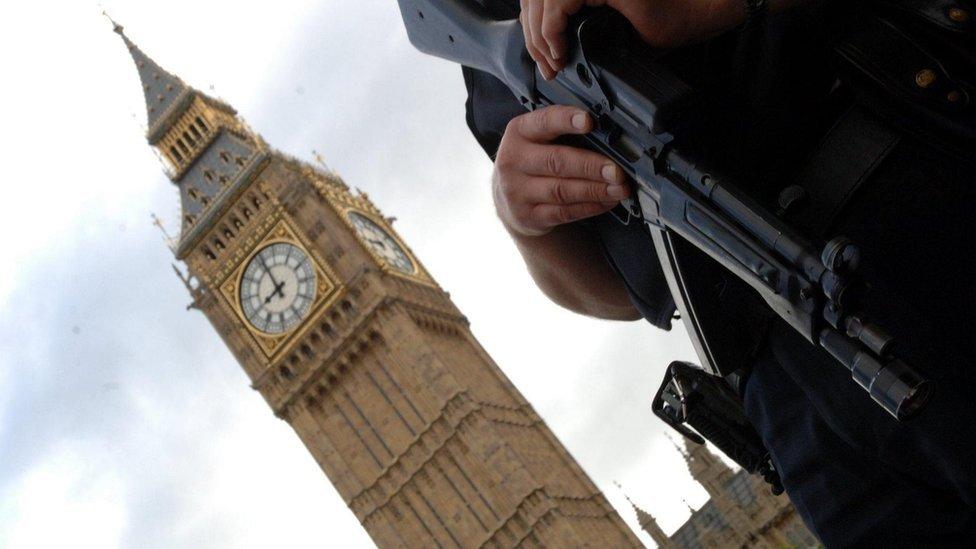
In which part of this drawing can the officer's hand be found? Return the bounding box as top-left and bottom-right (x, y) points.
(519, 0), (747, 79)
(493, 105), (629, 237)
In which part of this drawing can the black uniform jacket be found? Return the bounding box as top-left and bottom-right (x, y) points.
(462, 2), (976, 546)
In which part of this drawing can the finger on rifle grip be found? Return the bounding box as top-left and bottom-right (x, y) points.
(517, 107), (592, 142)
(522, 1), (558, 79)
(540, 3), (573, 68)
(525, 177), (627, 205)
(534, 201), (616, 227)
(521, 144), (613, 184)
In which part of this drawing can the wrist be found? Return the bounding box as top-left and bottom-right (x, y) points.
(502, 217), (551, 240)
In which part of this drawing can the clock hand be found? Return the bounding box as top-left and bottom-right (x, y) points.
(263, 280), (286, 304)
(259, 255), (281, 287)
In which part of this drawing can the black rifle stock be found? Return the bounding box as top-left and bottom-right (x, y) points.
(397, 0), (932, 420)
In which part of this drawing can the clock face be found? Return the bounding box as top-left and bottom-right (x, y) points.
(239, 242), (317, 334)
(348, 211), (415, 274)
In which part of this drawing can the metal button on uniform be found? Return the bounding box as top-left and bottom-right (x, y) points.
(915, 69), (937, 89)
(948, 7), (970, 23)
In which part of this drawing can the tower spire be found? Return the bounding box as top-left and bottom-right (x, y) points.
(113, 18), (265, 251)
(681, 437), (734, 499)
(665, 432), (690, 459)
(615, 482), (671, 548)
(101, 10), (123, 34)
(109, 15), (189, 136)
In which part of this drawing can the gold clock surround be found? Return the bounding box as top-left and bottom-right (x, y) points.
(220, 217), (338, 359)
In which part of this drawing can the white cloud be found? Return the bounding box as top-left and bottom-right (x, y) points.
(0, 444), (127, 549)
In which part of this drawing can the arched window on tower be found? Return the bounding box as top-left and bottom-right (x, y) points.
(195, 116), (210, 134)
(170, 146), (184, 165)
(189, 124), (203, 141)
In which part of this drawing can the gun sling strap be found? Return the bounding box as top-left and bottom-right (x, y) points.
(783, 105), (901, 239)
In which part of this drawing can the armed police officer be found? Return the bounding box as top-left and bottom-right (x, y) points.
(459, 0), (976, 545)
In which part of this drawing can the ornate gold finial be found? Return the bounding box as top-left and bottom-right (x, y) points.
(101, 9), (124, 35)
(151, 212), (177, 250)
(312, 149), (328, 168)
(151, 212), (167, 234)
(312, 149), (346, 178)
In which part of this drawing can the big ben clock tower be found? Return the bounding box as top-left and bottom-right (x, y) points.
(115, 22), (641, 548)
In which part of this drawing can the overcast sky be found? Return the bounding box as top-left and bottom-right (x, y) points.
(0, 1), (715, 547)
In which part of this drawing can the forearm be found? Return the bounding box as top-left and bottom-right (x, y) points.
(507, 222), (642, 321)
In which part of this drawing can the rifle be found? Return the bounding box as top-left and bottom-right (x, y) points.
(395, 0), (932, 420)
